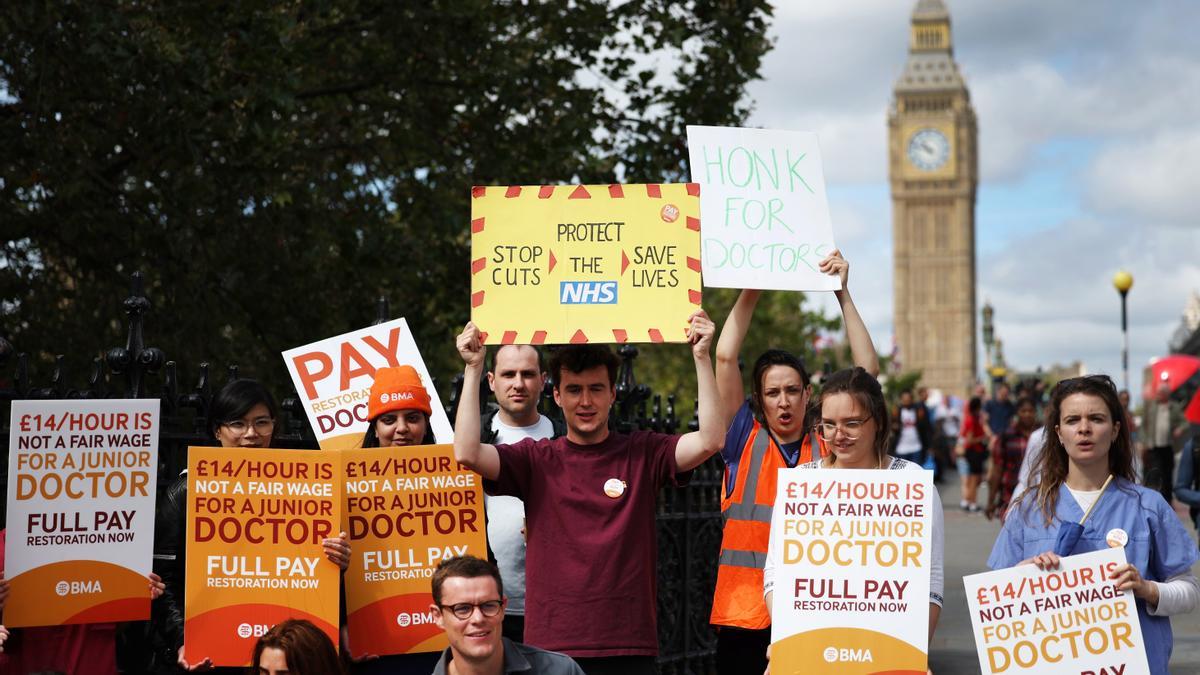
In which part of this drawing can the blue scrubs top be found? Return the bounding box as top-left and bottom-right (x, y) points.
(988, 479), (1199, 675)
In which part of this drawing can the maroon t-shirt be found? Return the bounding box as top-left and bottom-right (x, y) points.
(486, 431), (683, 657)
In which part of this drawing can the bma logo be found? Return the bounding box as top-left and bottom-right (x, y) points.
(559, 281), (618, 305)
(380, 391), (415, 404)
(55, 579), (102, 596)
(397, 610), (439, 627)
(237, 623), (271, 638)
(823, 647), (873, 663)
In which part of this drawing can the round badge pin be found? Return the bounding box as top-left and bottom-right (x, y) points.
(1106, 528), (1129, 548)
(603, 478), (627, 499)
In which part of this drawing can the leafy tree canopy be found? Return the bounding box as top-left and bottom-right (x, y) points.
(1, 2), (817, 408)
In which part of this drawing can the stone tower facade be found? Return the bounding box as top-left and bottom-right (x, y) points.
(888, 0), (978, 397)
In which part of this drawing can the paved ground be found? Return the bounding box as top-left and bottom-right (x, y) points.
(931, 473), (1200, 674)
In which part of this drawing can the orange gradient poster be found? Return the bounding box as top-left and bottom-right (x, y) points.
(4, 400), (159, 627)
(342, 445), (487, 658)
(281, 318), (452, 450)
(769, 469), (933, 674)
(183, 447), (343, 666)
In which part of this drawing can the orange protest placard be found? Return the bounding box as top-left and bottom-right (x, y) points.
(342, 445), (487, 657)
(4, 400), (159, 627)
(183, 447), (343, 666)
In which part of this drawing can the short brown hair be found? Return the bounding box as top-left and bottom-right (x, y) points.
(431, 555), (504, 605)
(250, 619), (342, 675)
(548, 345), (620, 388)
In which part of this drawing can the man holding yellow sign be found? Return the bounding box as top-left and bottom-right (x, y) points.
(452, 309), (724, 675)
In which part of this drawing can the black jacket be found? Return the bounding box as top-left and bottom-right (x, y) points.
(150, 473), (188, 669)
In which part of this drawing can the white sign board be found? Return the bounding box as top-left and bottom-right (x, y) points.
(686, 126), (839, 291)
(282, 318), (452, 449)
(770, 468), (932, 672)
(5, 399), (159, 626)
(964, 547), (1150, 675)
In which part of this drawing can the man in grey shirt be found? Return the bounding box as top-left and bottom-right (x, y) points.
(479, 344), (564, 642)
(430, 556), (583, 675)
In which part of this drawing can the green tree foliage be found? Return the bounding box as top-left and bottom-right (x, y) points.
(0, 1), (777, 402)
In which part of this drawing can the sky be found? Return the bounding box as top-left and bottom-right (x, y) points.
(743, 0), (1200, 402)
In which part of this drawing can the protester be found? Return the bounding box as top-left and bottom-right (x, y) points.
(429, 555), (584, 675)
(1142, 381), (1188, 503)
(891, 388), (933, 468)
(1174, 437), (1200, 535)
(480, 345), (565, 642)
(251, 619), (343, 675)
(983, 383), (1016, 437)
(763, 367), (945, 643)
(985, 397), (1037, 520)
(348, 365), (441, 673)
(956, 396), (989, 512)
(988, 375), (1199, 675)
(453, 310), (724, 675)
(0, 529), (165, 674)
(151, 379), (349, 672)
(708, 250), (878, 674)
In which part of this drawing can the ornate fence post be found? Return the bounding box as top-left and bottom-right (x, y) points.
(105, 272), (165, 399)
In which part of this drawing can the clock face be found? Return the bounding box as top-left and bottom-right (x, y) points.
(907, 128), (951, 171)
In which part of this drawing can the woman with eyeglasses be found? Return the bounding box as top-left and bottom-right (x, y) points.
(709, 251), (880, 674)
(151, 379), (350, 673)
(988, 375), (1198, 675)
(762, 367), (945, 654)
(344, 365), (439, 674)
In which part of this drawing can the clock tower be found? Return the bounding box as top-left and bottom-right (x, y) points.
(888, 0), (978, 397)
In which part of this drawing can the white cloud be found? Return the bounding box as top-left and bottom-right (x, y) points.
(1086, 127), (1200, 229)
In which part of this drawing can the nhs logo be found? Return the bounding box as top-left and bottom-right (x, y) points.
(560, 281), (618, 304)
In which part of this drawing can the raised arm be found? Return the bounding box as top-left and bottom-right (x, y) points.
(820, 250), (879, 376)
(715, 289), (760, 428)
(676, 310), (727, 471)
(453, 322), (501, 480)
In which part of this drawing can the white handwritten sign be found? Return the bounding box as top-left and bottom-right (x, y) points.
(687, 126), (839, 291)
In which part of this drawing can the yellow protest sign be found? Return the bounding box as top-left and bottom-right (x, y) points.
(470, 184), (701, 345)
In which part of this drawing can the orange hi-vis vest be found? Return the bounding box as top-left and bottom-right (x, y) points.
(710, 419), (826, 630)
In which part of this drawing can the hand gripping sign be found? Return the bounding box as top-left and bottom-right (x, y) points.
(964, 548), (1150, 675)
(770, 468), (933, 673)
(183, 447), (343, 666)
(282, 318), (453, 449)
(469, 183), (702, 345)
(342, 445), (488, 657)
(686, 126), (840, 292)
(4, 399), (159, 627)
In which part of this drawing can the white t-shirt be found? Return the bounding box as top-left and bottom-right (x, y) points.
(486, 414), (556, 615)
(895, 407), (922, 456)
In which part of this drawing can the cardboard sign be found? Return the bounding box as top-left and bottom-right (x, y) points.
(184, 447), (343, 666)
(342, 445), (487, 657)
(4, 399), (159, 627)
(964, 548), (1150, 675)
(770, 469), (932, 672)
(686, 126), (839, 291)
(469, 183), (702, 345)
(282, 318), (452, 449)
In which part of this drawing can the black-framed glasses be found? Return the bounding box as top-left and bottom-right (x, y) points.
(814, 418), (870, 442)
(438, 600), (503, 620)
(222, 417), (275, 436)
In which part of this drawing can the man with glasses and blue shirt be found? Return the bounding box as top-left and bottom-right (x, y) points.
(429, 556), (584, 675)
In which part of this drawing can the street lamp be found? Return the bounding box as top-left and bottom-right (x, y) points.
(982, 301), (994, 393)
(1113, 271), (1134, 390)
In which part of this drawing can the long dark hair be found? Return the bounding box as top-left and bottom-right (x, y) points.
(1021, 375), (1136, 526)
(250, 619), (343, 675)
(816, 367), (890, 465)
(208, 379), (278, 444)
(361, 413), (436, 448)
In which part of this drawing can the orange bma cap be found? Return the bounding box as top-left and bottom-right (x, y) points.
(367, 365), (433, 420)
